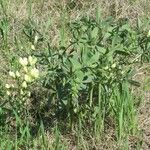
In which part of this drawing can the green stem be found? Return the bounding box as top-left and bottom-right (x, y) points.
(89, 84), (94, 107)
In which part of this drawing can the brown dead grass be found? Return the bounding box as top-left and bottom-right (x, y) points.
(1, 0), (150, 47)
(132, 64), (150, 149)
(0, 0), (150, 149)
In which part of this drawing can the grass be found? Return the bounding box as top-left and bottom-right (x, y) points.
(0, 0), (150, 149)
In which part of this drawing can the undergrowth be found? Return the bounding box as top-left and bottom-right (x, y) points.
(0, 1), (150, 150)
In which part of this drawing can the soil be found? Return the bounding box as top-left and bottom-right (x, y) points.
(134, 64), (150, 150)
(139, 90), (150, 149)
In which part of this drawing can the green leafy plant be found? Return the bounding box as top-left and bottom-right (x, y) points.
(39, 16), (141, 139)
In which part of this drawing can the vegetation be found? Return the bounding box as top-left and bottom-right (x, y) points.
(0, 0), (150, 149)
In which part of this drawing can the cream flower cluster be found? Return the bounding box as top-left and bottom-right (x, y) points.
(147, 30), (150, 37)
(6, 56), (39, 96)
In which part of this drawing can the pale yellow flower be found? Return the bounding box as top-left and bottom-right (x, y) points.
(111, 63), (116, 68)
(34, 35), (38, 44)
(9, 71), (16, 78)
(5, 84), (10, 89)
(121, 71), (124, 74)
(110, 73), (113, 76)
(23, 66), (28, 73)
(6, 91), (11, 96)
(28, 56), (37, 65)
(24, 74), (32, 82)
(19, 57), (28, 66)
(20, 89), (24, 95)
(11, 84), (15, 88)
(28, 91), (31, 97)
(30, 68), (39, 78)
(147, 30), (150, 37)
(21, 81), (27, 88)
(16, 71), (20, 77)
(104, 66), (109, 70)
(31, 45), (35, 50)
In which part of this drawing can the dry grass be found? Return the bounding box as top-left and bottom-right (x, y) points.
(132, 64), (150, 149)
(1, 0), (150, 46)
(0, 0), (150, 149)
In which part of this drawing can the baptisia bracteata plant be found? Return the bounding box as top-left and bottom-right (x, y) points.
(5, 56), (39, 114)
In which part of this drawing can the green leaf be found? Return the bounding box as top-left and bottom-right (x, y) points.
(96, 46), (106, 54)
(89, 52), (100, 64)
(115, 50), (130, 56)
(103, 32), (111, 39)
(75, 70), (85, 81)
(91, 27), (99, 39)
(128, 79), (141, 87)
(69, 57), (82, 72)
(83, 75), (94, 83)
(62, 99), (68, 106)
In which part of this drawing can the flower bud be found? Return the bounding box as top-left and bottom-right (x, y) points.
(111, 63), (116, 68)
(5, 84), (10, 89)
(21, 81), (27, 88)
(110, 73), (113, 76)
(104, 66), (109, 70)
(16, 71), (20, 77)
(30, 68), (39, 78)
(31, 45), (35, 50)
(9, 71), (16, 78)
(19, 57), (28, 66)
(11, 84), (15, 88)
(121, 71), (124, 75)
(23, 66), (28, 73)
(34, 35), (38, 44)
(24, 74), (32, 82)
(6, 91), (11, 96)
(27, 91), (31, 97)
(28, 56), (37, 65)
(20, 89), (24, 95)
(147, 30), (150, 37)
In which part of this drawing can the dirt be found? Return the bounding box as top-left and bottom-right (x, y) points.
(139, 90), (150, 150)
(134, 64), (150, 150)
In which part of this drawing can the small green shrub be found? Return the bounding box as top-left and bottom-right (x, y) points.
(38, 16), (146, 138)
(1, 14), (149, 148)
